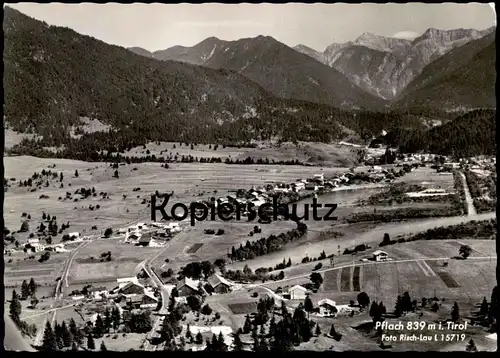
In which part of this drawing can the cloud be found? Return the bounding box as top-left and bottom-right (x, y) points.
(392, 30), (420, 40)
(175, 20), (269, 28)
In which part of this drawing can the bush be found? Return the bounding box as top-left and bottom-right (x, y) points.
(313, 263), (323, 271)
(104, 228), (113, 238)
(201, 304), (213, 315)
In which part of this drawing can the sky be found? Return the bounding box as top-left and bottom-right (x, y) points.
(6, 3), (497, 52)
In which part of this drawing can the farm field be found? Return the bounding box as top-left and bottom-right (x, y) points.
(394, 167), (455, 191)
(4, 250), (70, 286)
(255, 239), (495, 307)
(67, 239), (159, 283)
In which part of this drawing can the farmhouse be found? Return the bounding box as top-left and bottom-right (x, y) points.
(126, 233), (140, 241)
(136, 234), (151, 247)
(372, 250), (389, 262)
(292, 182), (305, 191)
(68, 232), (80, 239)
(177, 277), (200, 296)
(87, 286), (108, 301)
(318, 298), (338, 317)
(287, 285), (308, 300)
(27, 238), (44, 252)
(305, 184), (318, 191)
(313, 173), (324, 182)
(206, 274), (232, 294)
(274, 187), (291, 193)
(140, 292), (159, 309)
(251, 198), (267, 208)
(119, 281), (145, 296)
(71, 294), (85, 301)
(117, 276), (140, 289)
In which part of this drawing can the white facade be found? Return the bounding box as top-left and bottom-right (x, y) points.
(92, 290), (108, 300)
(288, 285), (307, 300)
(117, 276), (139, 288)
(373, 250), (388, 262)
(318, 299), (337, 316)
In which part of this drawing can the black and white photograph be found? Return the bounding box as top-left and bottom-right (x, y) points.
(2, 2), (497, 352)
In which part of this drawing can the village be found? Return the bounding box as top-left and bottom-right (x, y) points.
(4, 150), (496, 352)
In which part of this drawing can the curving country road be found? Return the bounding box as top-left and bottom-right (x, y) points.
(33, 240), (89, 347)
(4, 313), (36, 352)
(460, 171), (477, 216)
(142, 227), (192, 351)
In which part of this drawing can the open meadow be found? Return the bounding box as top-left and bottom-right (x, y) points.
(4, 156), (352, 238)
(121, 140), (360, 167)
(152, 219), (297, 273)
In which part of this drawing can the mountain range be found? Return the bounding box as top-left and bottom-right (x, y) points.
(394, 31), (496, 111)
(3, 6), (497, 160)
(3, 6), (411, 157)
(130, 26), (495, 105)
(293, 27), (495, 100)
(129, 36), (385, 110)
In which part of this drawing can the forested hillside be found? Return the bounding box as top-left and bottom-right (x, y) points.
(399, 109), (496, 157)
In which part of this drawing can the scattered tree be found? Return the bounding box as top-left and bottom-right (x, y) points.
(357, 292), (370, 308)
(20, 220), (29, 232)
(459, 245), (472, 259)
(315, 324), (321, 336)
(304, 295), (314, 318)
(100, 341), (108, 351)
(451, 302), (461, 322)
(9, 290), (22, 323)
(87, 332), (95, 350)
(233, 331), (244, 351)
(195, 331), (203, 344)
(465, 339), (478, 352)
(42, 321), (57, 351)
(479, 297), (489, 317)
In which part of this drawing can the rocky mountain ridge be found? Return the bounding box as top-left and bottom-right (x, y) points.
(293, 26), (495, 99)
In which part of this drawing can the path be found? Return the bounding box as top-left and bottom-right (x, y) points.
(460, 171), (477, 216)
(33, 240), (89, 347)
(22, 303), (77, 320)
(142, 227), (192, 351)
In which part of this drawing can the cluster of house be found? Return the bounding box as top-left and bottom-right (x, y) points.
(70, 276), (160, 311)
(117, 222), (181, 246)
(275, 285), (358, 317)
(24, 238), (67, 253)
(461, 156), (496, 175)
(399, 153), (438, 164)
(197, 172), (364, 213)
(175, 274), (234, 297)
